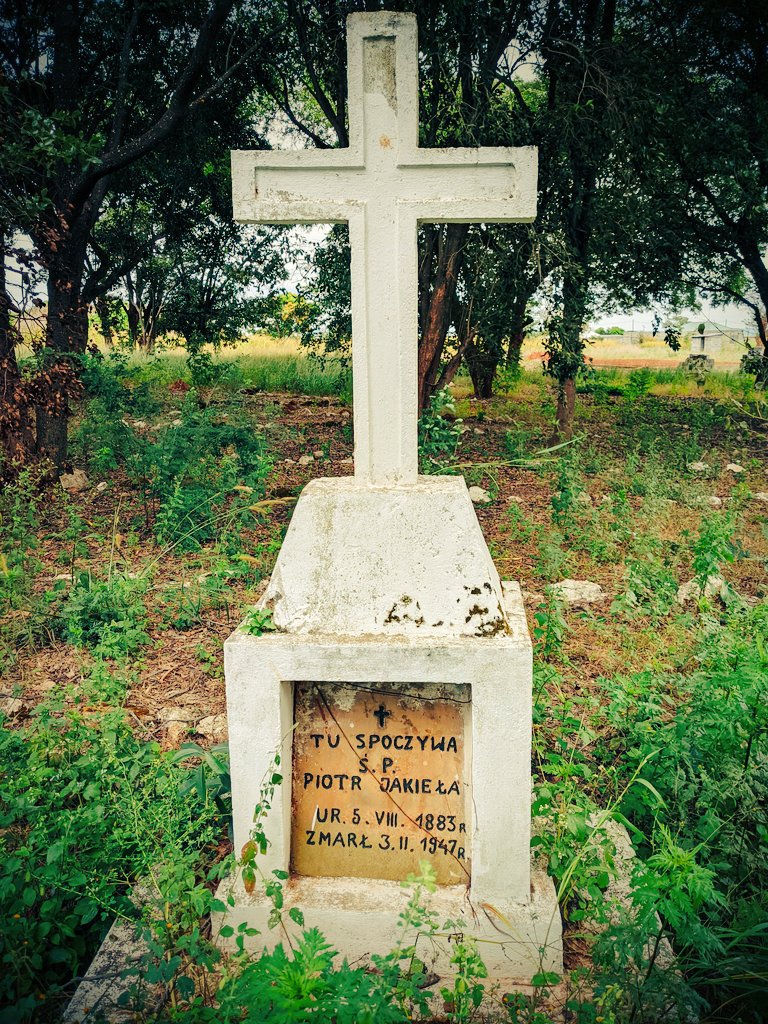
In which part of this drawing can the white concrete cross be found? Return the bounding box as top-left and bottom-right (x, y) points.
(232, 12), (537, 485)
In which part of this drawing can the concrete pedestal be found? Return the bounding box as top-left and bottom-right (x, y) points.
(217, 477), (562, 980)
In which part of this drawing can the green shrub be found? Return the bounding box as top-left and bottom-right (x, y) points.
(418, 388), (462, 471)
(0, 690), (226, 1022)
(58, 571), (150, 656)
(148, 400), (271, 550)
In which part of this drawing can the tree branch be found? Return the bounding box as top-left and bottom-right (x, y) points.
(69, 0), (236, 215)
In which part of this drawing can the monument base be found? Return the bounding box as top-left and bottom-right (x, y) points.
(212, 854), (562, 982)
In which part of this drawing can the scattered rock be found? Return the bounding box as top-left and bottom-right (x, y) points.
(696, 495), (722, 508)
(676, 575), (729, 606)
(550, 579), (606, 608)
(507, 495), (524, 505)
(340, 457), (354, 466)
(0, 696), (24, 717)
(468, 486), (492, 504)
(753, 491), (768, 504)
(283, 458), (296, 465)
(158, 706), (197, 747)
(473, 428), (484, 435)
(171, 418), (183, 427)
(94, 481), (108, 493)
(298, 455), (314, 466)
(196, 714), (228, 743)
(313, 450), (324, 458)
(725, 462), (745, 474)
(60, 468), (89, 493)
(688, 461), (710, 474)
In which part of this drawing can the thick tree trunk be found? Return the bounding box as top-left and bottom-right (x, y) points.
(36, 223), (90, 470)
(417, 224), (469, 412)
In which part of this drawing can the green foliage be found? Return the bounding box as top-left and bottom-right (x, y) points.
(623, 367), (654, 403)
(418, 389), (463, 471)
(740, 345), (767, 383)
(147, 402), (270, 550)
(204, 928), (408, 1024)
(57, 571), (150, 656)
(691, 509), (740, 585)
(243, 607), (276, 636)
(610, 549), (679, 619)
(533, 591), (569, 661)
(591, 606), (768, 1010)
(550, 450), (585, 530)
(0, 679), (227, 1021)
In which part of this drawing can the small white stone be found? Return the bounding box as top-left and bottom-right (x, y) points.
(283, 458), (296, 465)
(507, 496), (524, 504)
(196, 713), (228, 743)
(340, 457), (354, 465)
(726, 462), (745, 474)
(676, 575), (729, 605)
(298, 455), (314, 466)
(313, 450), (325, 459)
(60, 468), (89, 493)
(688, 461), (710, 473)
(706, 496), (722, 507)
(94, 481), (108, 493)
(753, 491), (768, 504)
(468, 486), (492, 504)
(550, 579), (606, 608)
(0, 696), (24, 716)
(473, 428), (484, 435)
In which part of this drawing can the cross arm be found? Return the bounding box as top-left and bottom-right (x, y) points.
(399, 146), (538, 223)
(231, 148), (364, 223)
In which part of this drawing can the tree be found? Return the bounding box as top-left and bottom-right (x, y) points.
(1, 0), (274, 470)
(629, 0), (768, 374)
(87, 105), (286, 354)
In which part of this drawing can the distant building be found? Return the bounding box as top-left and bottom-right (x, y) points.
(690, 331), (724, 356)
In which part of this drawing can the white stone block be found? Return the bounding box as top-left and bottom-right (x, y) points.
(262, 476), (508, 638)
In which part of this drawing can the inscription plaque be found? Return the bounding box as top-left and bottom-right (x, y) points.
(291, 683), (471, 884)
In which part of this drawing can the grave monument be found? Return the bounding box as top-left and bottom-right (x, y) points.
(220, 10), (562, 982)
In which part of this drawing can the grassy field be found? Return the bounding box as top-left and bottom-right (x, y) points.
(1, 349), (766, 1022)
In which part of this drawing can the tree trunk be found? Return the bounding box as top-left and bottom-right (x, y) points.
(0, 235), (36, 474)
(505, 295), (531, 369)
(35, 223), (90, 470)
(417, 223), (469, 412)
(126, 300), (141, 347)
(94, 296), (114, 347)
(555, 377), (577, 441)
(465, 336), (500, 399)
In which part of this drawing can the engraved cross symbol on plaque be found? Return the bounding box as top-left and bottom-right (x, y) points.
(231, 12), (537, 485)
(373, 703), (391, 729)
